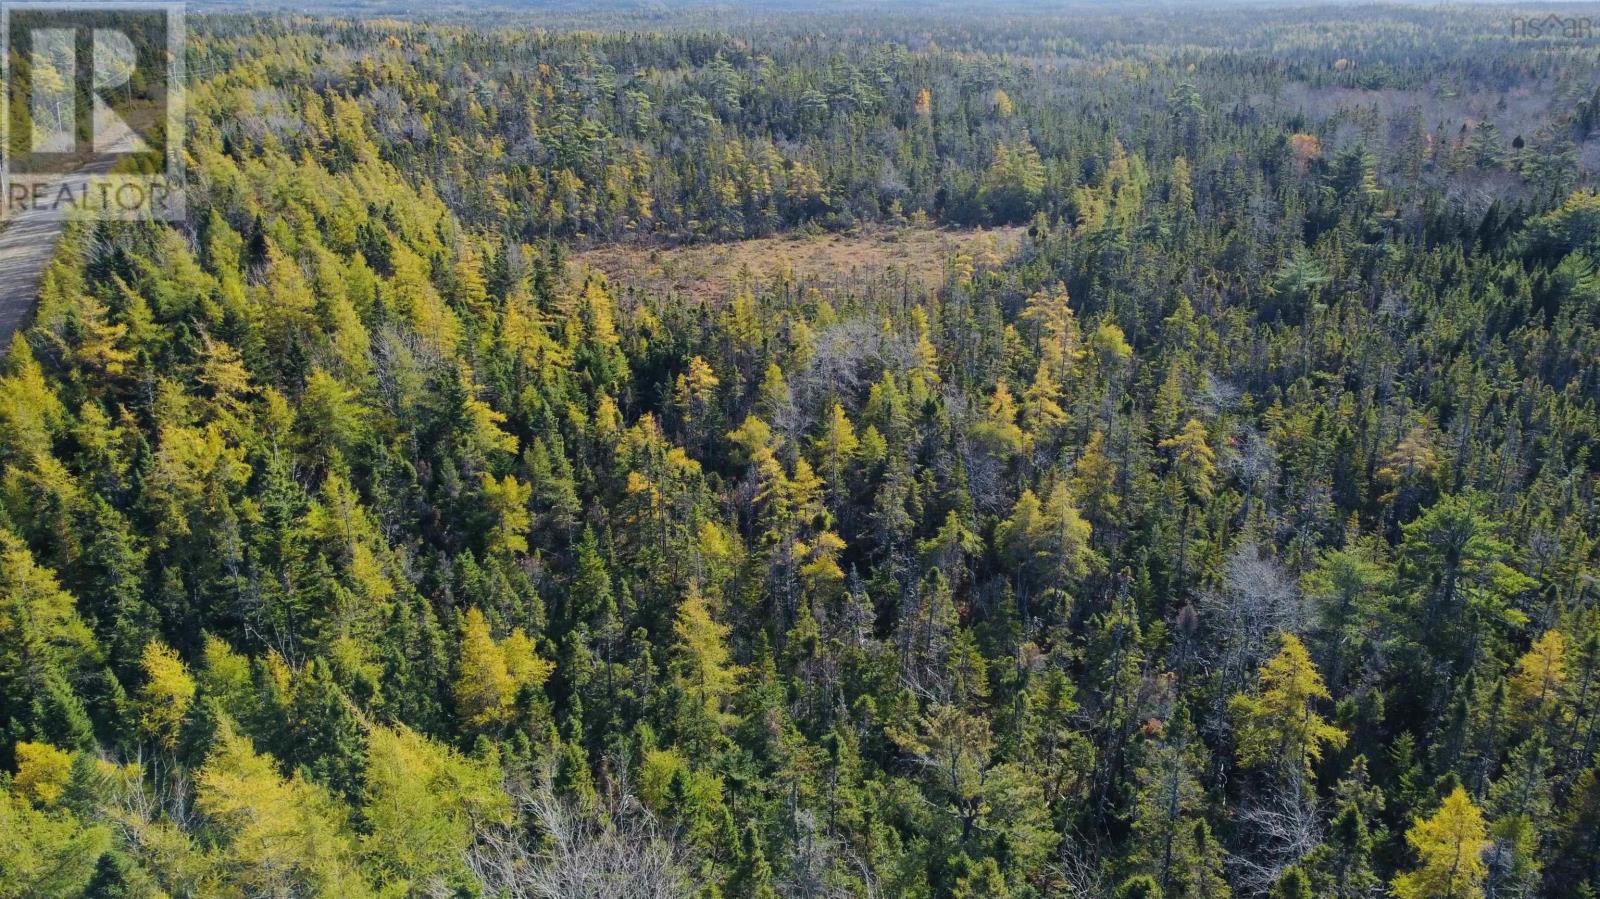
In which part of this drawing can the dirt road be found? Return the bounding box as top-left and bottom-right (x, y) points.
(0, 124), (141, 348)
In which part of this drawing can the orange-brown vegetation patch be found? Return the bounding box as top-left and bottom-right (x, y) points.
(572, 225), (1026, 297)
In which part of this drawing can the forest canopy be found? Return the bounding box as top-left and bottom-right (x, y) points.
(2, 3), (1600, 897)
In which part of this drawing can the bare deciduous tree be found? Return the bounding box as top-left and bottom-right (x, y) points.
(1229, 776), (1323, 896)
(467, 770), (690, 899)
(1053, 830), (1109, 898)
(1201, 543), (1306, 722)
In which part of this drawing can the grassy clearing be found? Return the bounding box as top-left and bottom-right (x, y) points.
(572, 224), (1026, 297)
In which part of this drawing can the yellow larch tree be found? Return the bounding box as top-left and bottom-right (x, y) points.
(1392, 786), (1490, 899)
(1229, 633), (1346, 778)
(137, 640), (196, 750)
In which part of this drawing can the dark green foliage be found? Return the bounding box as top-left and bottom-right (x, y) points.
(2, 5), (1600, 898)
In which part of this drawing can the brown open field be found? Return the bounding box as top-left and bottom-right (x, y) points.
(571, 225), (1026, 297)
